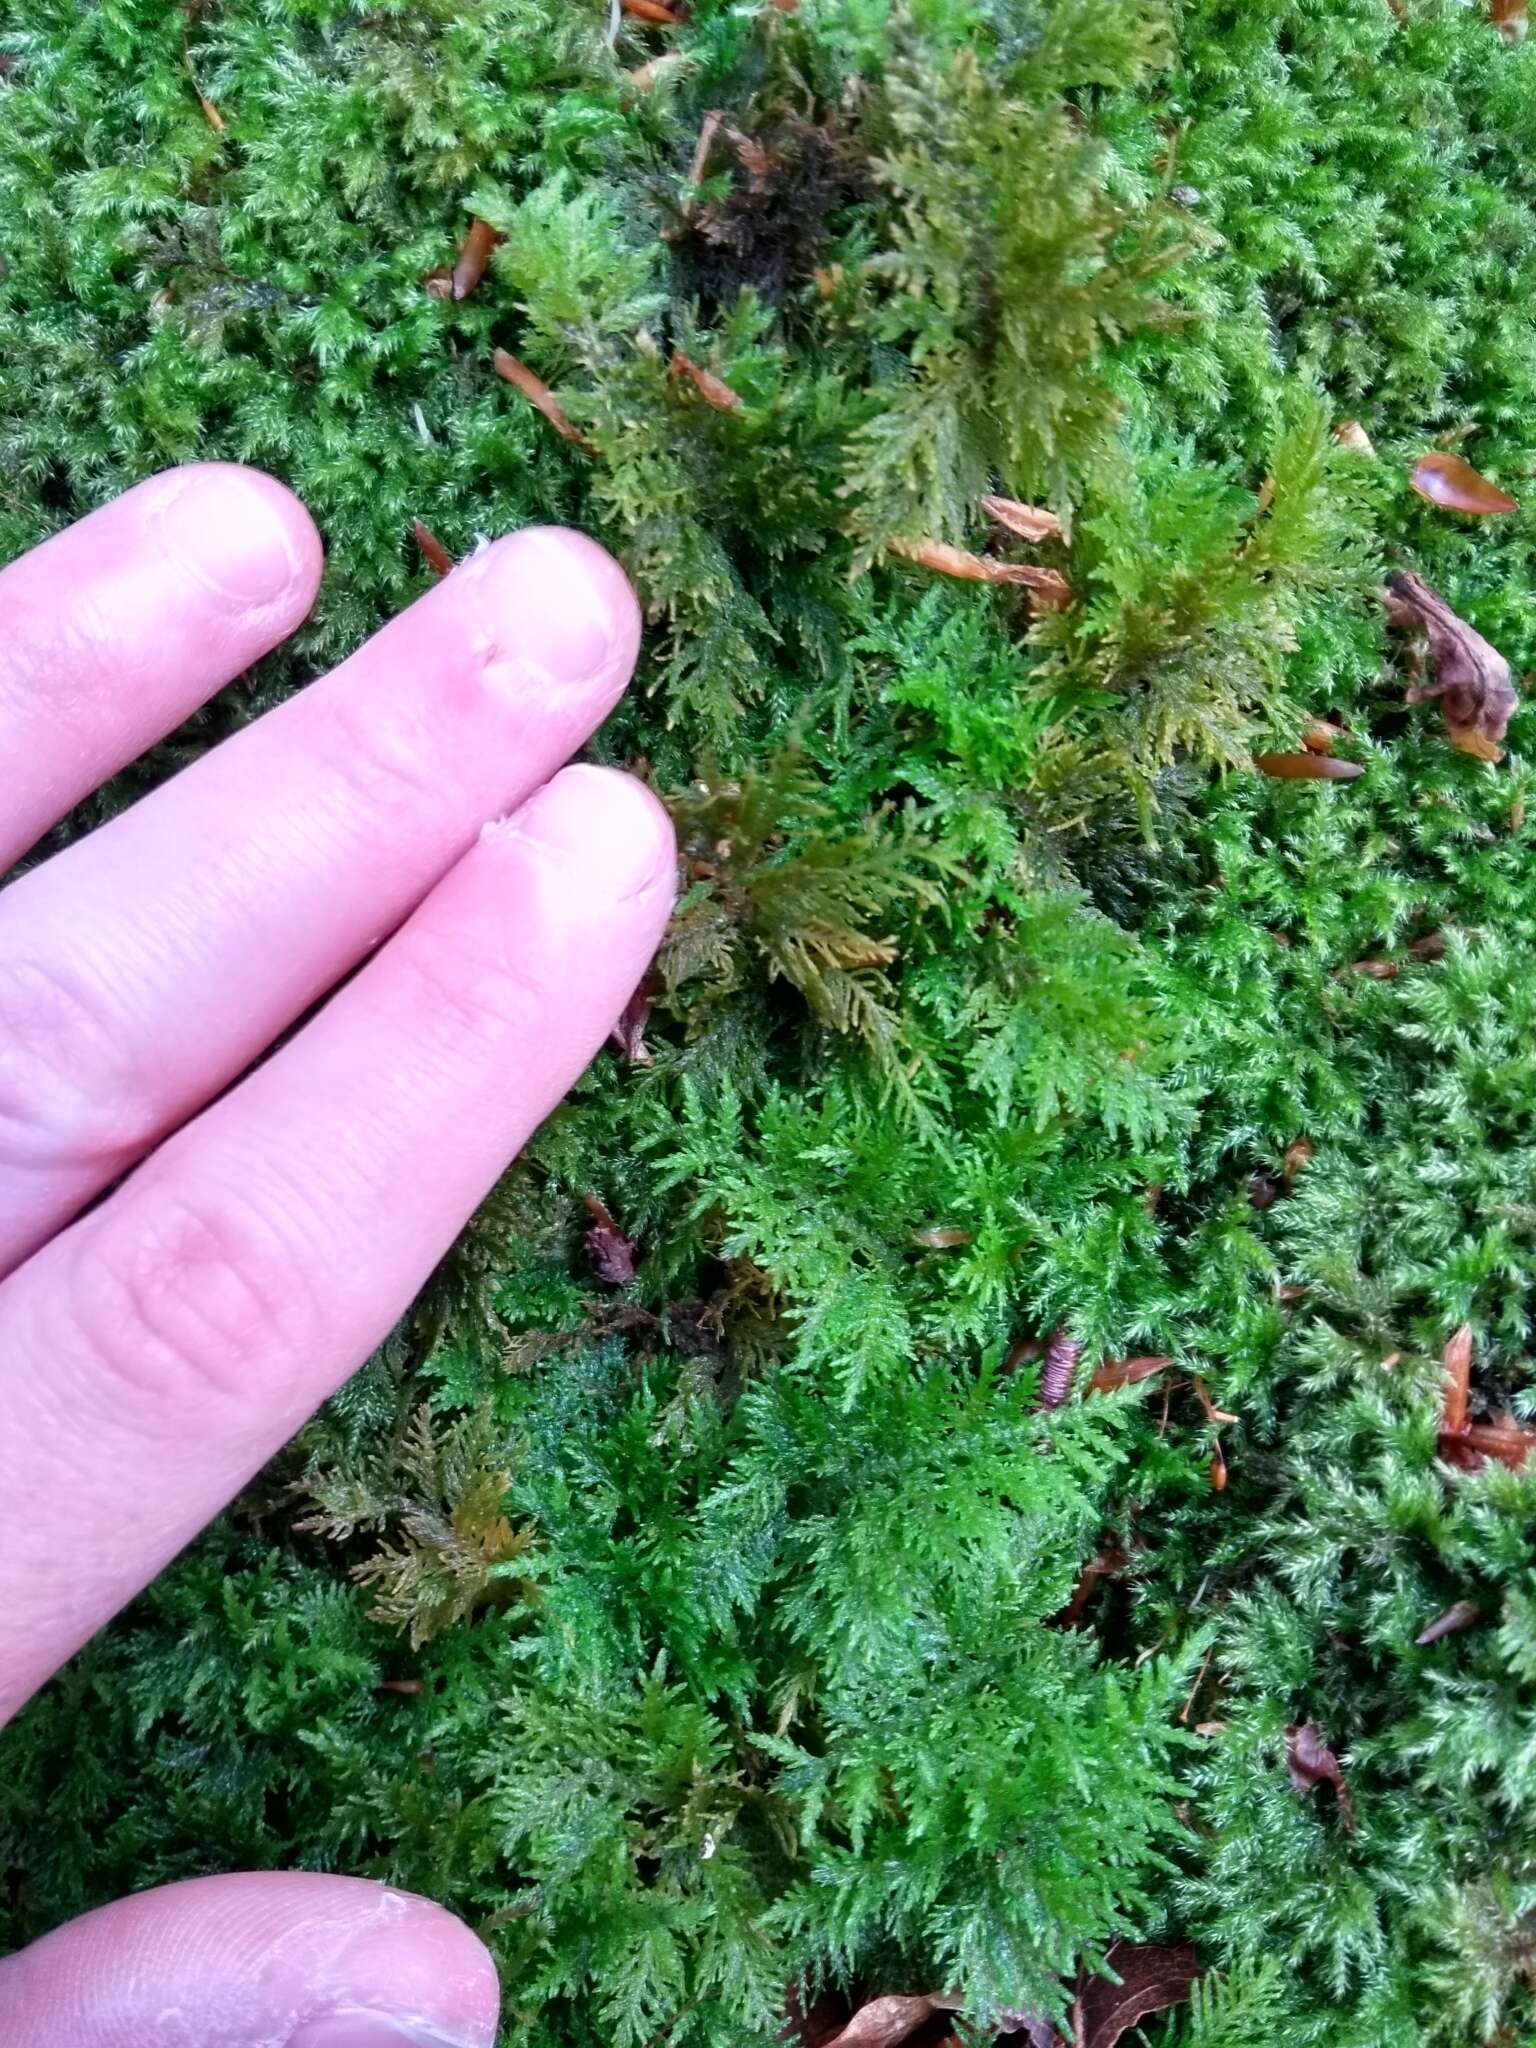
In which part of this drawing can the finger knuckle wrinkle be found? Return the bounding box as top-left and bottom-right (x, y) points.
(71, 1185), (321, 1412)
(0, 956), (162, 1171)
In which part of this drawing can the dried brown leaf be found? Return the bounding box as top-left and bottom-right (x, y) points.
(1442, 1324), (1473, 1435)
(1283, 1137), (1313, 1184)
(823, 1994), (960, 2048)
(1385, 571), (1518, 753)
(979, 494), (1065, 544)
(888, 537), (1072, 606)
(1410, 450), (1519, 516)
(1333, 420), (1376, 457)
(1285, 1721), (1356, 1832)
(1345, 958), (1400, 980)
(450, 216), (502, 301)
(583, 1195), (638, 1286)
(671, 349), (742, 411)
(609, 982), (654, 1064)
(1254, 751), (1364, 782)
(1075, 1943), (1201, 2048)
(410, 519), (454, 577)
(1444, 1419), (1536, 1470)
(1415, 1599), (1483, 1646)
(1088, 1355), (1172, 1393)
(492, 349), (596, 453)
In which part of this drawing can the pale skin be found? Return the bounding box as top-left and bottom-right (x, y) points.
(0, 465), (679, 2048)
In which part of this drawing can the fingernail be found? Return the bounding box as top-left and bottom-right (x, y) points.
(459, 527), (638, 697)
(489, 764), (676, 897)
(287, 2013), (478, 2048)
(152, 464), (311, 608)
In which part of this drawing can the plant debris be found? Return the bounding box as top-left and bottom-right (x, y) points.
(426, 218), (502, 300)
(1254, 751), (1364, 781)
(1410, 449), (1519, 515)
(671, 348), (743, 411)
(583, 1195), (638, 1286)
(620, 0), (684, 22)
(978, 494), (1065, 544)
(1283, 1137), (1313, 1184)
(887, 537), (1072, 606)
(910, 1226), (974, 1248)
(1088, 1355), (1173, 1393)
(1492, 0), (1529, 41)
(1285, 1721), (1356, 1832)
(609, 982), (655, 1063)
(1384, 571), (1518, 758)
(410, 519), (454, 576)
(492, 349), (596, 453)
(1442, 1324), (1473, 1435)
(1415, 1599), (1483, 1646)
(822, 1993), (960, 2048)
(1075, 1942), (1202, 2048)
(1333, 420), (1376, 456)
(1052, 1535), (1130, 1627)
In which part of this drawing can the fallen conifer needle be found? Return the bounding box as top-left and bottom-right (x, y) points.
(493, 349), (596, 452)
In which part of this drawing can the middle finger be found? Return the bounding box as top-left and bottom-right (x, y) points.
(0, 525), (639, 1276)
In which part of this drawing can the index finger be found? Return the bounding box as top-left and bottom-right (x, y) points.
(0, 766), (675, 1724)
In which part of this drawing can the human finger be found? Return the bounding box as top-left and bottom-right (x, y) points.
(0, 1871), (498, 2047)
(0, 464), (323, 871)
(0, 766), (674, 1723)
(0, 526), (640, 1276)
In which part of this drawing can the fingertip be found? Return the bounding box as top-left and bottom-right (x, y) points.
(451, 526), (642, 716)
(486, 763), (678, 908)
(140, 462), (325, 623)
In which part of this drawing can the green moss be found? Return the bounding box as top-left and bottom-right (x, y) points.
(5, 0), (1536, 2042)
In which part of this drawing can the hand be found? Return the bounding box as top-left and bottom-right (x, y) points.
(0, 467), (676, 2047)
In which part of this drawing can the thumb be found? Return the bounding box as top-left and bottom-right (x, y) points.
(0, 1873), (499, 2047)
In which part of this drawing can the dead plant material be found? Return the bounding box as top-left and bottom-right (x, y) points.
(979, 494), (1065, 544)
(888, 537), (1072, 607)
(1492, 0), (1529, 40)
(1410, 449), (1519, 516)
(583, 1195), (638, 1286)
(671, 348), (742, 411)
(1383, 571), (1518, 759)
(1283, 1137), (1313, 1184)
(410, 520), (454, 577)
(1285, 1721), (1356, 1832)
(1333, 420), (1376, 457)
(447, 216), (501, 300)
(1076, 1943), (1202, 2048)
(1088, 1355), (1173, 1393)
(822, 1994), (960, 2048)
(492, 349), (596, 453)
(1442, 1324), (1473, 1435)
(1415, 1600), (1483, 1646)
(1254, 751), (1364, 781)
(621, 0), (684, 21)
